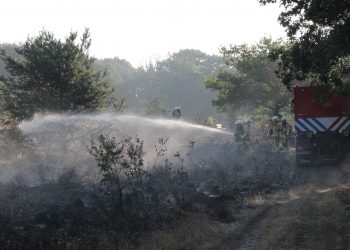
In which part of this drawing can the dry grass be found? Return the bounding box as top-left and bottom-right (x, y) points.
(259, 189), (345, 250)
(134, 198), (270, 250)
(135, 215), (224, 250)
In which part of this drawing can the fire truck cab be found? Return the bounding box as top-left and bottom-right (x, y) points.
(293, 86), (350, 165)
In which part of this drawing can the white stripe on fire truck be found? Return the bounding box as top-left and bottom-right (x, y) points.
(311, 118), (327, 131)
(331, 116), (348, 131)
(305, 118), (324, 132)
(298, 119), (317, 133)
(296, 120), (311, 132)
(296, 117), (350, 132)
(317, 117), (338, 129)
(295, 122), (306, 132)
(307, 118), (325, 131)
(339, 119), (350, 132)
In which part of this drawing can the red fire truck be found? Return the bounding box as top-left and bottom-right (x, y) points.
(293, 86), (350, 165)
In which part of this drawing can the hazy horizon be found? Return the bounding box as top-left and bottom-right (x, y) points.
(1, 0), (285, 67)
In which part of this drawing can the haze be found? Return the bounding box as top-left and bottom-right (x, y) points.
(0, 0), (285, 67)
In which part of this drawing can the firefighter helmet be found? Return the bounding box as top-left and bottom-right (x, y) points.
(172, 107), (181, 119)
(244, 118), (252, 124)
(271, 116), (279, 122)
(235, 120), (243, 125)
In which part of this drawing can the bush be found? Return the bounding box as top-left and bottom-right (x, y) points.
(89, 134), (146, 210)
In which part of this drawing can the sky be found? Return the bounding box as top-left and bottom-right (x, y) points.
(0, 0), (285, 67)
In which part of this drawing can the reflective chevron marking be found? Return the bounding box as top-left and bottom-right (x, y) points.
(331, 117), (348, 131)
(299, 119), (317, 133)
(303, 118), (321, 132)
(295, 119), (309, 132)
(340, 119), (350, 132)
(310, 118), (327, 131)
(295, 116), (350, 133)
(329, 117), (344, 131)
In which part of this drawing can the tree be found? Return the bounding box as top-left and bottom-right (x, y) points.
(204, 38), (291, 118)
(205, 72), (247, 121)
(0, 44), (18, 77)
(0, 29), (112, 120)
(259, 0), (350, 91)
(113, 49), (225, 119)
(91, 49), (227, 119)
(94, 57), (136, 94)
(154, 50), (225, 119)
(141, 97), (169, 116)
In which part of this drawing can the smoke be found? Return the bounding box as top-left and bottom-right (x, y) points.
(0, 113), (235, 184)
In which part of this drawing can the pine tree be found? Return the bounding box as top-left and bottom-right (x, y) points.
(0, 29), (113, 120)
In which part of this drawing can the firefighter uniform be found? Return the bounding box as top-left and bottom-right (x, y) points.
(234, 120), (247, 152)
(268, 116), (280, 152)
(243, 118), (252, 147)
(172, 107), (181, 119)
(280, 117), (292, 149)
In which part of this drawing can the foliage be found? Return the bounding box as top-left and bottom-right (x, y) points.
(204, 72), (246, 119)
(152, 50), (225, 119)
(0, 48), (228, 120)
(88, 135), (145, 209)
(259, 0), (350, 91)
(94, 57), (137, 100)
(107, 49), (225, 119)
(141, 97), (169, 116)
(0, 44), (18, 77)
(153, 137), (169, 167)
(106, 96), (127, 113)
(0, 129), (295, 249)
(0, 29), (112, 120)
(204, 37), (291, 117)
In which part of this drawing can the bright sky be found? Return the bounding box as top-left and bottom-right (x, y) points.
(0, 0), (285, 67)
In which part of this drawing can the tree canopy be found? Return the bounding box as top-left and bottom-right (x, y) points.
(205, 38), (291, 118)
(259, 0), (350, 91)
(0, 29), (112, 120)
(112, 49), (225, 119)
(0, 47), (228, 121)
(94, 57), (136, 93)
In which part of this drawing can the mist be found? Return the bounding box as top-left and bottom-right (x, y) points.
(0, 113), (236, 185)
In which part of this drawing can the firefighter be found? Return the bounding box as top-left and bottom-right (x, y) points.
(244, 118), (252, 133)
(280, 117), (292, 149)
(268, 116), (280, 152)
(243, 118), (252, 147)
(172, 107), (181, 119)
(234, 120), (245, 152)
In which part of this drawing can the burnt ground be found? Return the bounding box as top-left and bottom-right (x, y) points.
(138, 158), (350, 250)
(1, 123), (350, 249)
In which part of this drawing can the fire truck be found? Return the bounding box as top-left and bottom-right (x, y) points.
(293, 86), (350, 165)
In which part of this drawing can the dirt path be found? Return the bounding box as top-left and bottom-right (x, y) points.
(233, 205), (277, 250)
(136, 159), (350, 250)
(232, 162), (350, 250)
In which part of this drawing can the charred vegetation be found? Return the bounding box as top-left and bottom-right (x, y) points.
(0, 115), (295, 249)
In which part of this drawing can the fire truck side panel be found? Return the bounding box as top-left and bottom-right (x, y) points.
(293, 87), (350, 165)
